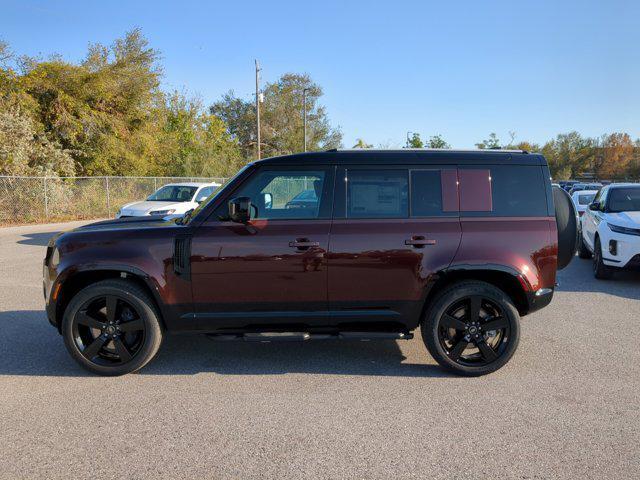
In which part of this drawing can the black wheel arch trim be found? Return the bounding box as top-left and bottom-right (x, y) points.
(422, 263), (547, 317)
(49, 263), (167, 331)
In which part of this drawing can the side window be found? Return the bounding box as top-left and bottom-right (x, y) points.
(410, 169), (459, 216)
(460, 166), (547, 217)
(347, 170), (408, 218)
(195, 186), (215, 202)
(230, 169), (328, 220)
(411, 170), (442, 216)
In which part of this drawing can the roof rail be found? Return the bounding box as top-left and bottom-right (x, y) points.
(326, 148), (529, 154)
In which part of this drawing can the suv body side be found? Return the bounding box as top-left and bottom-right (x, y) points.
(45, 150), (557, 335)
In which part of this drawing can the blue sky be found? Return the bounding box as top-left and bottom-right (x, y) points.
(2, 0), (638, 148)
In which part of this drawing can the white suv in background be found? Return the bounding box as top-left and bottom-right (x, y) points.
(571, 189), (599, 217)
(116, 182), (220, 219)
(579, 183), (640, 279)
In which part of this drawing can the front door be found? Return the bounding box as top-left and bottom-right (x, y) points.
(328, 166), (461, 330)
(583, 186), (608, 249)
(189, 165), (335, 331)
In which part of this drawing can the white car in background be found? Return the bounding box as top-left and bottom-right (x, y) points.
(116, 182), (220, 219)
(571, 190), (598, 217)
(578, 183), (640, 279)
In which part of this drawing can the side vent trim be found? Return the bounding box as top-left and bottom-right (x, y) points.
(173, 236), (192, 278)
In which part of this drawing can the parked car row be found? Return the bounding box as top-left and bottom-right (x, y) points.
(558, 180), (604, 195)
(575, 183), (640, 279)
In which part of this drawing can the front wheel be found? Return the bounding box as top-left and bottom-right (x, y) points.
(421, 281), (520, 376)
(593, 237), (613, 280)
(62, 279), (163, 376)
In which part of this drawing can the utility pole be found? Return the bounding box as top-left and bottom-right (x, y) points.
(255, 59), (261, 160)
(303, 88), (309, 152)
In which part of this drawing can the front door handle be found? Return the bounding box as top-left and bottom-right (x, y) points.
(405, 235), (436, 248)
(289, 238), (320, 250)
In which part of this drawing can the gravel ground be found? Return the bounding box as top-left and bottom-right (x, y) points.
(0, 220), (639, 479)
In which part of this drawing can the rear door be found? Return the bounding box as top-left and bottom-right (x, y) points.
(327, 165), (461, 330)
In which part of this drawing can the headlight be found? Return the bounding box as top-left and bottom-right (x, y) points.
(607, 223), (640, 236)
(149, 209), (176, 216)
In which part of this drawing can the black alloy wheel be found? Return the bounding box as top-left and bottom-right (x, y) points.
(422, 281), (520, 376)
(437, 295), (509, 366)
(73, 294), (145, 365)
(62, 279), (163, 375)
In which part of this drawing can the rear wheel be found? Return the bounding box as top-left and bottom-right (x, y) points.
(421, 281), (520, 376)
(577, 232), (592, 259)
(593, 237), (613, 280)
(62, 279), (163, 376)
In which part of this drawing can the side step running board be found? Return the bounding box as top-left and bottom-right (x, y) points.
(206, 332), (413, 342)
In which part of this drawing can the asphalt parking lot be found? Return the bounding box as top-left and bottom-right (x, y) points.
(0, 220), (639, 480)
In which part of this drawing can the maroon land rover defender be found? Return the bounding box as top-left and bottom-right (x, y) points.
(43, 149), (577, 376)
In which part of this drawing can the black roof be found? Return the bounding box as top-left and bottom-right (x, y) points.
(255, 149), (547, 166)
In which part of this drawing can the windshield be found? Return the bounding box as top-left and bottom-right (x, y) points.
(147, 185), (197, 202)
(607, 187), (640, 213)
(178, 164), (252, 224)
(578, 193), (596, 205)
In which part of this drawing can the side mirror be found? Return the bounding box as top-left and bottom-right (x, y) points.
(228, 197), (251, 223)
(588, 202), (600, 211)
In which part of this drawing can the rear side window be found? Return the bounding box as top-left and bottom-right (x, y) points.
(347, 170), (408, 218)
(460, 166), (548, 217)
(410, 169), (458, 216)
(577, 193), (596, 206)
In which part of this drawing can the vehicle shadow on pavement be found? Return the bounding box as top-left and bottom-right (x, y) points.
(16, 231), (61, 246)
(145, 335), (453, 378)
(0, 310), (452, 378)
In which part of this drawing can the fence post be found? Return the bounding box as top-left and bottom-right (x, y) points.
(43, 176), (49, 220)
(105, 176), (110, 217)
(154, 177), (158, 191)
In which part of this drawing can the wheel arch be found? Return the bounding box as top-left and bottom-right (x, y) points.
(54, 266), (167, 332)
(422, 266), (530, 318)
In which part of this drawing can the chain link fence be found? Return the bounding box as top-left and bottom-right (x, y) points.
(0, 176), (228, 225)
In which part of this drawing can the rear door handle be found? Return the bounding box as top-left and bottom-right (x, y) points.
(405, 236), (436, 248)
(289, 238), (320, 249)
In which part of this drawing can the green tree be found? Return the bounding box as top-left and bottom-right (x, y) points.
(211, 73), (342, 159)
(542, 132), (596, 179)
(475, 133), (501, 149)
(0, 30), (242, 177)
(428, 134), (449, 149)
(153, 92), (243, 177)
(352, 138), (373, 148)
(406, 133), (423, 148)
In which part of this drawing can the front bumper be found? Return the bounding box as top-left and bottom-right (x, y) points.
(600, 231), (640, 268)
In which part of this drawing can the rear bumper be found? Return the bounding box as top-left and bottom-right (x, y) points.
(525, 287), (554, 314)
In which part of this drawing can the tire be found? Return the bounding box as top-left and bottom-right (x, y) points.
(553, 186), (579, 270)
(577, 232), (592, 259)
(62, 279), (163, 376)
(593, 237), (613, 280)
(421, 281), (520, 376)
